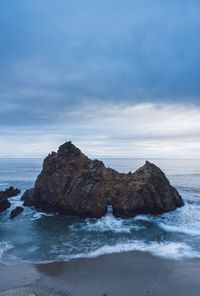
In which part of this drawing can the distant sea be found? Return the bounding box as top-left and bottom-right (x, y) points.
(0, 158), (200, 264)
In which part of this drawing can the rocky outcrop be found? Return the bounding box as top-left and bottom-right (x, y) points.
(22, 142), (183, 218)
(10, 206), (24, 219)
(4, 187), (20, 198)
(0, 187), (21, 213)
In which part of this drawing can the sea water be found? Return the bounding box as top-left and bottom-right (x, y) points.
(0, 158), (200, 264)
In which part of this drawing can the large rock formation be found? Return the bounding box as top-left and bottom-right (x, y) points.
(0, 187), (21, 213)
(22, 142), (183, 218)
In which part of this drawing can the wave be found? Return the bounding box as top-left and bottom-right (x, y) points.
(30, 212), (55, 220)
(2, 240), (200, 265)
(70, 214), (146, 234)
(56, 240), (200, 261)
(134, 203), (200, 236)
(0, 241), (13, 259)
(158, 223), (200, 236)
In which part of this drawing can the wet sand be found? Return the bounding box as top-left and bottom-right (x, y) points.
(0, 251), (200, 296)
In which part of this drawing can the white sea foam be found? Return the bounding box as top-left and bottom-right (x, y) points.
(70, 215), (145, 233)
(158, 223), (200, 236)
(10, 199), (24, 209)
(14, 240), (200, 265)
(134, 203), (200, 237)
(30, 212), (55, 220)
(154, 203), (200, 236)
(0, 241), (13, 259)
(134, 215), (153, 222)
(57, 240), (200, 261)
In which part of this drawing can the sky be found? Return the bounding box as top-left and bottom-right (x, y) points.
(0, 0), (200, 158)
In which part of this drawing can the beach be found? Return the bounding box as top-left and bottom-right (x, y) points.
(0, 251), (200, 296)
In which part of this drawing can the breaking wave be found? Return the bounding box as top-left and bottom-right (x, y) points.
(57, 241), (200, 261)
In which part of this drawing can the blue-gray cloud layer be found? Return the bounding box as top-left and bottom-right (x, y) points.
(1, 0), (200, 127)
(1, 1), (200, 157)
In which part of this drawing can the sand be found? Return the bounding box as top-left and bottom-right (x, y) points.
(0, 251), (200, 296)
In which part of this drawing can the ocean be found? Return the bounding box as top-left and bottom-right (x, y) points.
(0, 158), (200, 264)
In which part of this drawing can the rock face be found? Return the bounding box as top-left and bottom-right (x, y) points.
(10, 206), (24, 219)
(22, 142), (183, 218)
(0, 187), (21, 213)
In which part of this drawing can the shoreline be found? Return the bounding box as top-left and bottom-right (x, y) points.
(1, 251), (200, 296)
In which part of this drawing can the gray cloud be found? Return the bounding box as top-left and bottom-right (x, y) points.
(0, 1), (200, 156)
(0, 102), (200, 158)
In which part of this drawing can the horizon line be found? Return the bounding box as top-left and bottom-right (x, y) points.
(0, 156), (200, 160)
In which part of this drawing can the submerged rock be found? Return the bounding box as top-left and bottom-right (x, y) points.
(0, 187), (21, 213)
(10, 206), (24, 219)
(22, 142), (183, 218)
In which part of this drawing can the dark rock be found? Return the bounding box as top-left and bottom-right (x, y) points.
(10, 206), (24, 219)
(22, 188), (35, 207)
(0, 200), (11, 213)
(1, 186), (21, 199)
(0, 187), (20, 213)
(22, 141), (184, 218)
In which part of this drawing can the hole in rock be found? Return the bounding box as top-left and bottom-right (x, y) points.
(106, 204), (113, 215)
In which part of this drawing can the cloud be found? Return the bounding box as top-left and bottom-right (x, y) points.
(1, 0), (200, 126)
(0, 1), (200, 157)
(0, 102), (200, 158)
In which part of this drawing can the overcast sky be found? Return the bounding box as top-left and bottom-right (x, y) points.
(1, 0), (200, 158)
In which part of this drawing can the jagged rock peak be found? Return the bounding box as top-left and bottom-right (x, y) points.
(58, 141), (82, 156)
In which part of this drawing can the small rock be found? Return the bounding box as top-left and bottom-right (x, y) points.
(0, 187), (21, 213)
(3, 186), (21, 198)
(10, 206), (24, 219)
